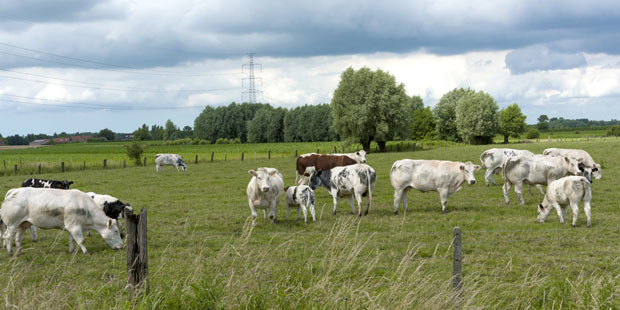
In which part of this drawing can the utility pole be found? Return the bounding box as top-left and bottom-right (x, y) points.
(242, 53), (262, 103)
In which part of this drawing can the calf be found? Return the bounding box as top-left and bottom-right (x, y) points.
(502, 154), (581, 205)
(537, 176), (592, 227)
(22, 178), (73, 189)
(543, 148), (601, 181)
(155, 153), (187, 172)
(284, 185), (316, 223)
(247, 168), (284, 224)
(1, 188), (123, 255)
(390, 159), (480, 214)
(308, 163), (376, 216)
(295, 150), (367, 185)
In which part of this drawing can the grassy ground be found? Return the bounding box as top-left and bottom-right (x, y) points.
(0, 140), (618, 309)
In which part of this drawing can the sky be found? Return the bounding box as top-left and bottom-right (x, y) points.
(1, 0), (620, 136)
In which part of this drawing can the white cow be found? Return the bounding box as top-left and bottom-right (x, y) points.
(284, 185), (316, 223)
(155, 153), (187, 172)
(308, 163), (376, 216)
(390, 160), (480, 214)
(537, 176), (592, 227)
(247, 168), (284, 224)
(480, 148), (535, 186)
(502, 154), (581, 205)
(543, 148), (601, 181)
(0, 188), (123, 255)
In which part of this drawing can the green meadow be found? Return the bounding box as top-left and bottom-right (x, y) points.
(0, 139), (618, 309)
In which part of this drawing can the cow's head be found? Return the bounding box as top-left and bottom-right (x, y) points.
(592, 163), (602, 180)
(61, 180), (74, 189)
(354, 150), (367, 163)
(578, 163), (593, 183)
(177, 158), (187, 171)
(460, 162), (480, 185)
(563, 157), (581, 176)
(100, 219), (123, 250)
(308, 171), (323, 190)
(249, 168), (278, 192)
(537, 201), (553, 223)
(103, 200), (130, 219)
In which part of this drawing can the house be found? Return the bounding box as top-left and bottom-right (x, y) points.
(29, 139), (50, 146)
(53, 137), (70, 144)
(70, 135), (93, 143)
(115, 133), (133, 141)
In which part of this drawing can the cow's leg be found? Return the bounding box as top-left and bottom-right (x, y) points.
(354, 193), (364, 217)
(263, 209), (267, 219)
(331, 191), (339, 215)
(438, 188), (450, 214)
(268, 201), (277, 224)
(569, 202), (579, 227)
(14, 227), (24, 256)
(536, 185), (545, 195)
(30, 225), (37, 242)
(68, 231), (74, 252)
(301, 203), (308, 223)
(393, 188), (409, 215)
(484, 169), (496, 186)
(309, 203), (316, 222)
(583, 200), (592, 228)
(514, 181), (525, 205)
(528, 185), (534, 196)
(347, 195), (356, 215)
(297, 206), (302, 220)
(67, 227), (87, 254)
(249, 201), (258, 224)
(4, 227), (15, 255)
(554, 203), (565, 224)
(156, 164), (160, 172)
(364, 191), (371, 216)
(286, 202), (291, 220)
(503, 182), (512, 205)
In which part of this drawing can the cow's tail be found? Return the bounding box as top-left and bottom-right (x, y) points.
(480, 150), (490, 165)
(502, 156), (517, 180)
(366, 167), (373, 207)
(580, 178), (591, 203)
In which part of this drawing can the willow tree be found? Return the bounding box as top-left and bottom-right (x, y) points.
(455, 91), (500, 144)
(331, 67), (413, 152)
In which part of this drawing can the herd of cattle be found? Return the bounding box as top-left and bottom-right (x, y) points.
(0, 148), (602, 256)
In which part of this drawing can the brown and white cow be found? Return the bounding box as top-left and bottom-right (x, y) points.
(295, 150), (367, 185)
(502, 154), (581, 205)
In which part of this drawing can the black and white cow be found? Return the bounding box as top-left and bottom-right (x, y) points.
(155, 154), (187, 172)
(86, 192), (132, 237)
(308, 163), (376, 217)
(284, 185), (316, 223)
(22, 178), (73, 189)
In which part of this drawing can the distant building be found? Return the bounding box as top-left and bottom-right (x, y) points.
(0, 139), (5, 145)
(29, 139), (51, 146)
(115, 133), (133, 141)
(53, 137), (70, 144)
(71, 135), (93, 143)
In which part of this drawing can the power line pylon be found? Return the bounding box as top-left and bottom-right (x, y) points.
(242, 53), (262, 103)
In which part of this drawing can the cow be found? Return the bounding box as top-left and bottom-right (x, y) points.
(308, 163), (376, 217)
(480, 148), (535, 186)
(537, 176), (592, 228)
(284, 185), (316, 223)
(502, 154), (581, 205)
(247, 168), (284, 224)
(295, 150), (367, 185)
(155, 153), (187, 172)
(22, 178), (73, 189)
(543, 148), (601, 181)
(390, 160), (480, 215)
(86, 192), (132, 237)
(0, 187), (123, 255)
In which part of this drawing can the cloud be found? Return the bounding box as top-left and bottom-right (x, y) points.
(505, 45), (586, 74)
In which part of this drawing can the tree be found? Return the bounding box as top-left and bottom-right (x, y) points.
(607, 125), (620, 137)
(97, 128), (116, 141)
(331, 67), (412, 152)
(499, 103), (527, 143)
(247, 106), (286, 143)
(537, 114), (549, 131)
(526, 128), (540, 139)
(163, 119), (179, 141)
(433, 88), (475, 142)
(125, 141), (144, 165)
(133, 124), (150, 141)
(455, 91), (499, 144)
(410, 106), (436, 140)
(180, 126), (193, 138)
(150, 125), (164, 140)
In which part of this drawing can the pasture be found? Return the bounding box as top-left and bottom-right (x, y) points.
(0, 140), (618, 309)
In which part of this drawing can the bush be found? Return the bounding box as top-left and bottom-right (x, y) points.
(125, 141), (144, 165)
(215, 138), (229, 144)
(199, 139), (209, 145)
(607, 125), (620, 137)
(526, 128), (540, 139)
(230, 138), (241, 144)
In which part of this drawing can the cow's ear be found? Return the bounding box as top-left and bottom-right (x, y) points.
(269, 170), (277, 176)
(538, 204), (544, 210)
(248, 170), (257, 177)
(107, 219), (113, 229)
(564, 157), (570, 163)
(69, 181), (74, 185)
(460, 165), (465, 170)
(473, 165), (481, 171)
(356, 151), (360, 155)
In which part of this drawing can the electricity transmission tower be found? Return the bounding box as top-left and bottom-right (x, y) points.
(242, 53), (262, 103)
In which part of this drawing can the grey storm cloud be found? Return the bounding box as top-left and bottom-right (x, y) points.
(505, 45), (587, 74)
(1, 0), (620, 69)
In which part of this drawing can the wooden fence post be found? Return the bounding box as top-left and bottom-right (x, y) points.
(38, 164), (41, 174)
(83, 161), (86, 170)
(125, 208), (149, 300)
(195, 155), (198, 164)
(19, 158), (22, 166)
(14, 164), (17, 175)
(268, 151), (271, 159)
(3, 160), (6, 169)
(317, 148), (320, 154)
(295, 150), (298, 157)
(61, 162), (65, 173)
(452, 227), (462, 291)
(241, 152), (244, 161)
(123, 160), (126, 168)
(210, 152), (214, 162)
(334, 146), (337, 153)
(103, 159), (107, 168)
(143, 157), (147, 166)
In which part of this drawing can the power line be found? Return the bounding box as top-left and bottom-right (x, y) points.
(0, 42), (243, 77)
(0, 95), (206, 111)
(242, 53), (262, 103)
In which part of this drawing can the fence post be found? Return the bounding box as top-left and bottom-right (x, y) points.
(3, 160), (5, 169)
(241, 152), (244, 161)
(452, 227), (462, 291)
(103, 159), (107, 169)
(14, 164), (17, 175)
(61, 162), (65, 173)
(334, 146), (337, 153)
(396, 144), (400, 152)
(295, 150), (298, 157)
(19, 158), (22, 166)
(38, 164), (41, 174)
(123, 160), (126, 168)
(225, 154), (227, 162)
(125, 208), (149, 300)
(83, 161), (86, 170)
(143, 157), (147, 166)
(211, 152), (214, 162)
(317, 148), (320, 154)
(268, 151), (271, 159)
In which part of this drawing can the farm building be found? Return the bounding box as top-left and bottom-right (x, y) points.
(53, 137), (70, 143)
(29, 139), (50, 146)
(70, 135), (93, 143)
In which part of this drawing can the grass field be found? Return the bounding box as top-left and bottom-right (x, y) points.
(0, 140), (618, 309)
